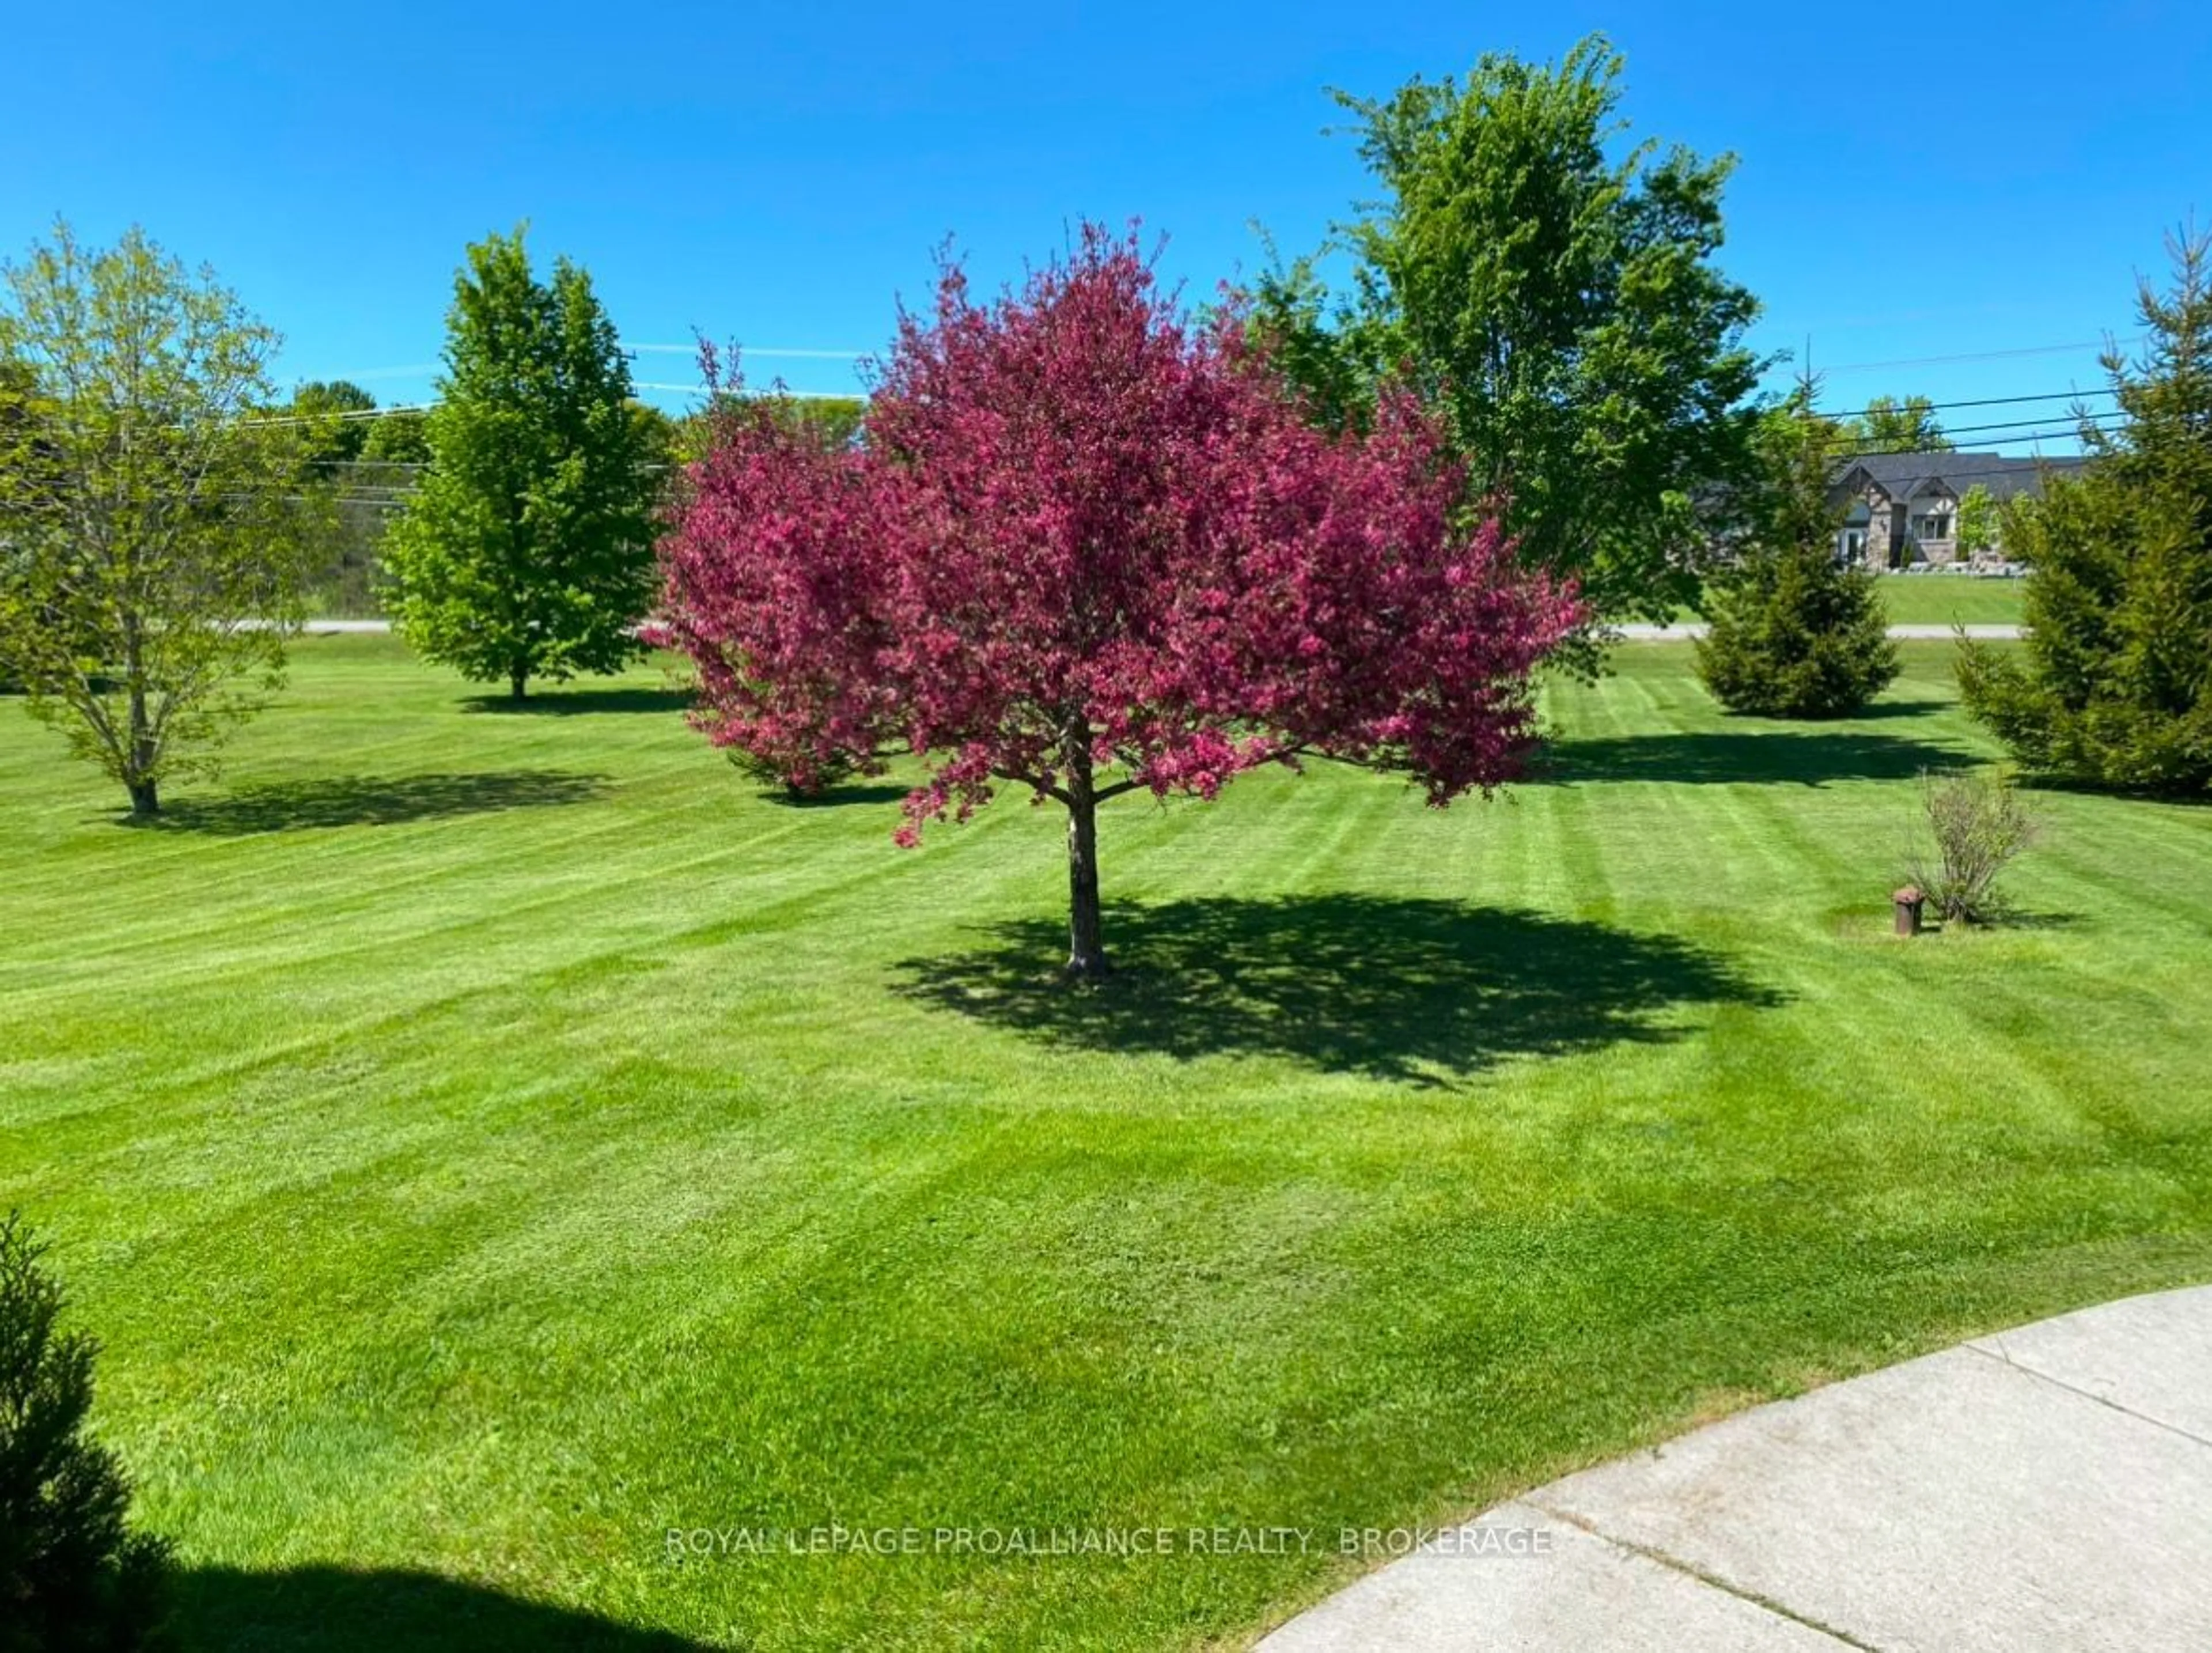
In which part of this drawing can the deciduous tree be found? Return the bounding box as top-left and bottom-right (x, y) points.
(379, 229), (658, 699)
(1249, 35), (1767, 631)
(660, 230), (1581, 977)
(1956, 483), (2001, 561)
(1846, 394), (1950, 453)
(359, 406), (430, 465)
(289, 379), (378, 464)
(0, 222), (321, 816)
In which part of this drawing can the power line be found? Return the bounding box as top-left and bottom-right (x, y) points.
(1823, 411), (2120, 451)
(1813, 386), (2121, 419)
(624, 342), (865, 361)
(1805, 335), (2145, 373)
(232, 403), (436, 428)
(1821, 428), (2109, 462)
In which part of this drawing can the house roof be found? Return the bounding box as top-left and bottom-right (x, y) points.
(1836, 451), (2087, 506)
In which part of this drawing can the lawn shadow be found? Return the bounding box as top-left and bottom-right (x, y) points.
(145, 771), (609, 834)
(1851, 697), (1951, 721)
(892, 895), (1783, 1087)
(174, 1564), (715, 1652)
(760, 782), (913, 809)
(463, 687), (694, 716)
(1937, 908), (2085, 933)
(1543, 730), (1978, 786)
(2013, 773), (2212, 809)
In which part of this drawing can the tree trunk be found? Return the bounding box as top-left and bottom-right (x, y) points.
(509, 663), (529, 702)
(124, 641), (158, 818)
(1062, 716), (1108, 980)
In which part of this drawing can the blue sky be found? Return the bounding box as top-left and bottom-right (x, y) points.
(5, 1), (2207, 450)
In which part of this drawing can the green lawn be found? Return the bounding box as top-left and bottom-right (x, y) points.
(4, 638), (2209, 1651)
(1674, 576), (2028, 628)
(1874, 574), (2029, 627)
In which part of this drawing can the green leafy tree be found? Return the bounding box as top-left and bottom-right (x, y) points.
(629, 399), (680, 474)
(779, 394), (866, 450)
(1847, 394), (1950, 453)
(359, 406), (431, 465)
(0, 1213), (174, 1651)
(286, 381), (389, 618)
(0, 222), (321, 817)
(1249, 33), (1768, 627)
(289, 379), (378, 464)
(379, 228), (657, 699)
(1696, 381), (1900, 717)
(1956, 483), (2001, 560)
(673, 389), (868, 467)
(1959, 227), (2212, 792)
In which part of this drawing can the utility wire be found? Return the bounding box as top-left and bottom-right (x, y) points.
(1813, 386), (2121, 419)
(1813, 414), (2123, 458)
(1802, 335), (2146, 373)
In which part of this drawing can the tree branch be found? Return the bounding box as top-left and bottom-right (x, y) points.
(994, 769), (1073, 807)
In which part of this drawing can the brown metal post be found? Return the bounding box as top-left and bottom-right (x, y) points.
(1893, 887), (1925, 937)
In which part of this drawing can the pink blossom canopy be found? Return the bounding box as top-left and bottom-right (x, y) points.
(657, 226), (1581, 848)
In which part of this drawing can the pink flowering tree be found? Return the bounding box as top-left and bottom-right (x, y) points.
(658, 228), (1581, 979)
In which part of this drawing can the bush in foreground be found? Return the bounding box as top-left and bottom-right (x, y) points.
(0, 1213), (172, 1652)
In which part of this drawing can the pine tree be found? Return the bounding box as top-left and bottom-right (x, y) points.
(380, 229), (657, 699)
(1959, 226), (2212, 792)
(0, 1213), (173, 1650)
(1696, 381), (1899, 717)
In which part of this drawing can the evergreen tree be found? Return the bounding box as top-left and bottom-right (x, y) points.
(380, 229), (657, 699)
(1697, 382), (1899, 717)
(1959, 227), (2212, 792)
(0, 1213), (173, 1651)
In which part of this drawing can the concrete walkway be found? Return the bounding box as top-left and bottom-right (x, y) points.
(1260, 1285), (2212, 1651)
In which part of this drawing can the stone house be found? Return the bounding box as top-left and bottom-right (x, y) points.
(1832, 452), (2085, 568)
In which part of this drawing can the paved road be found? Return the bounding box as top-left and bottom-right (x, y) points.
(304, 619), (2027, 642)
(1259, 1285), (2212, 1651)
(1616, 623), (2024, 641)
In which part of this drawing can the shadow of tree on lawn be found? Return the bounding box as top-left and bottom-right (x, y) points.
(175, 1565), (715, 1652)
(1846, 697), (1952, 721)
(893, 895), (1782, 1086)
(1541, 729), (1978, 787)
(759, 782), (913, 809)
(147, 771), (609, 834)
(463, 687), (694, 716)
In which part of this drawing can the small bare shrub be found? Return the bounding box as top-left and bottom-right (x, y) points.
(1907, 768), (2039, 924)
